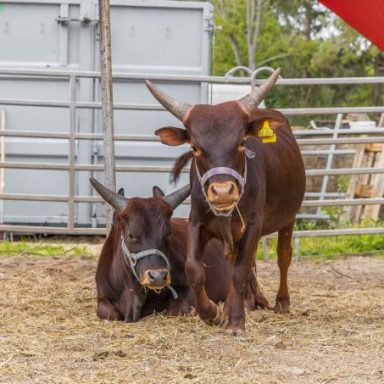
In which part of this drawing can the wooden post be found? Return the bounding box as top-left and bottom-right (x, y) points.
(98, 0), (116, 229)
(348, 142), (384, 223)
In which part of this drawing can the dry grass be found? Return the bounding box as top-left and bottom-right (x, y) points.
(0, 253), (383, 384)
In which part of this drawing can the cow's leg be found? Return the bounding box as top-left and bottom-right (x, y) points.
(115, 288), (143, 322)
(97, 298), (122, 321)
(244, 264), (271, 310)
(222, 224), (261, 336)
(185, 222), (220, 324)
(165, 287), (194, 316)
(275, 221), (294, 313)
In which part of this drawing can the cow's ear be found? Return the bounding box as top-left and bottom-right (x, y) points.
(117, 187), (125, 196)
(247, 109), (286, 138)
(247, 117), (285, 137)
(155, 127), (190, 146)
(152, 186), (165, 197)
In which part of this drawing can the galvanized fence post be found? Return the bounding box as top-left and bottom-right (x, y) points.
(261, 237), (268, 260)
(68, 75), (77, 230)
(0, 111), (5, 227)
(316, 113), (343, 216)
(294, 237), (300, 261)
(98, 0), (116, 229)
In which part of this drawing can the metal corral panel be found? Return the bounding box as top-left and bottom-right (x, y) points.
(0, 0), (213, 226)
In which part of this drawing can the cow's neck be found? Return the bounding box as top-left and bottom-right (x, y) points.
(217, 216), (233, 257)
(206, 211), (246, 257)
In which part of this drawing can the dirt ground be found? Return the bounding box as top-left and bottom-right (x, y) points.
(0, 253), (383, 384)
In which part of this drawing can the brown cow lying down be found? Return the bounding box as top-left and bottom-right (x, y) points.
(90, 178), (267, 322)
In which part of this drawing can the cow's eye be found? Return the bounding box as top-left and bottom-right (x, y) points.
(238, 139), (246, 151)
(128, 233), (138, 242)
(191, 145), (202, 157)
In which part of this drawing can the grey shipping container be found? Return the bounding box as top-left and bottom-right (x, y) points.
(0, 0), (214, 227)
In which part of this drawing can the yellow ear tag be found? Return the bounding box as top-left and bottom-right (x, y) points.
(258, 120), (277, 143)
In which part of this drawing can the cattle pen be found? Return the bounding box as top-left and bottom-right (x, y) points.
(1, 67), (384, 257)
(1, 0), (384, 382)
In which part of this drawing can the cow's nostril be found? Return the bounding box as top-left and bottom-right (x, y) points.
(210, 185), (218, 197)
(148, 270), (168, 282)
(228, 183), (235, 195)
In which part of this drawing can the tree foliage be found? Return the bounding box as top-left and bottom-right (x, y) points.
(210, 0), (384, 115)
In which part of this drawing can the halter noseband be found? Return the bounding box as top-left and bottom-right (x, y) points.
(194, 147), (254, 217)
(120, 235), (178, 299)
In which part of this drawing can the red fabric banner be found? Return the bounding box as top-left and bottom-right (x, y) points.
(319, 0), (384, 51)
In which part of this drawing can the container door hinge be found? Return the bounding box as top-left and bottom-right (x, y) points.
(56, 16), (98, 26)
(204, 20), (215, 33)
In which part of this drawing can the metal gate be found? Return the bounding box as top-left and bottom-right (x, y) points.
(0, 0), (213, 226)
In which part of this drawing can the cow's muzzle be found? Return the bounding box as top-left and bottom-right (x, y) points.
(207, 181), (240, 211)
(120, 236), (178, 299)
(141, 269), (171, 290)
(195, 157), (249, 217)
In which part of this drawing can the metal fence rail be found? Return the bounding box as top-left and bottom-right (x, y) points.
(0, 68), (383, 256)
(1, 67), (384, 84)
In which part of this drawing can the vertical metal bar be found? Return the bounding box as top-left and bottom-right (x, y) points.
(261, 237), (268, 260)
(378, 113), (384, 128)
(58, 4), (69, 66)
(0, 111), (5, 225)
(98, 0), (116, 229)
(294, 237), (300, 261)
(316, 113), (343, 215)
(77, 0), (96, 227)
(68, 75), (76, 230)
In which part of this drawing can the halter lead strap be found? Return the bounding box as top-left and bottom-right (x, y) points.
(120, 236), (178, 299)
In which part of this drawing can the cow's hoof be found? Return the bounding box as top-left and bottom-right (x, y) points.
(204, 316), (221, 327)
(202, 302), (221, 326)
(217, 306), (229, 328)
(274, 299), (290, 314)
(245, 293), (271, 311)
(219, 314), (228, 329)
(212, 308), (224, 326)
(166, 305), (192, 317)
(223, 327), (246, 338)
(255, 293), (271, 310)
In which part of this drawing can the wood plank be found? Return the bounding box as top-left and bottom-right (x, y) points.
(363, 149), (384, 220)
(348, 145), (371, 222)
(364, 143), (383, 152)
(355, 183), (374, 198)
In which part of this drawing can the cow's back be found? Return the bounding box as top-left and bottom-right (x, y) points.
(246, 116), (305, 236)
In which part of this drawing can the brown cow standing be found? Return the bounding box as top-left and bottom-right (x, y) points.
(90, 178), (265, 322)
(145, 68), (305, 335)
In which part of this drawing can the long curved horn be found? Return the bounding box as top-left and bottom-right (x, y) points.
(238, 68), (280, 117)
(163, 184), (190, 211)
(145, 80), (192, 123)
(90, 177), (128, 212)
